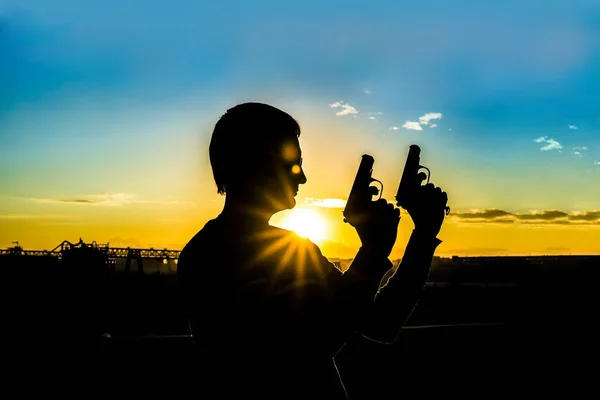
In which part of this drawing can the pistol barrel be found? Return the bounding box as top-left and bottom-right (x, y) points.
(343, 154), (375, 225)
(395, 145), (421, 208)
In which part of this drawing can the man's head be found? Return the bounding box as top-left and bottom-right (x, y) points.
(209, 102), (307, 213)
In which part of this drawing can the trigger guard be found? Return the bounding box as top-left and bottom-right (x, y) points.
(369, 178), (384, 200)
(417, 166), (431, 185)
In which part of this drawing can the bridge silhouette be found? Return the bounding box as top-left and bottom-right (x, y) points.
(1, 239), (181, 274)
(1, 239), (181, 259)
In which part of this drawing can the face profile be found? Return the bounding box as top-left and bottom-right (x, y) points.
(259, 138), (307, 213)
(207, 102), (308, 217)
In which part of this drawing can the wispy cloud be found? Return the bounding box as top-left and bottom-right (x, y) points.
(0, 213), (75, 220)
(419, 112), (443, 125)
(48, 199), (97, 204)
(573, 146), (588, 156)
(515, 210), (569, 221)
(329, 101), (358, 116)
(402, 121), (423, 131)
(305, 198), (347, 208)
(569, 125), (578, 130)
(389, 126), (400, 130)
(400, 112), (443, 131)
(30, 193), (191, 207)
(367, 111), (382, 121)
(364, 89), (372, 95)
(453, 209), (513, 219)
(450, 208), (600, 225)
(594, 161), (600, 166)
(568, 211), (600, 221)
(534, 136), (563, 151)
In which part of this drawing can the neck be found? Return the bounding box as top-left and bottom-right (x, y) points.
(220, 195), (274, 224)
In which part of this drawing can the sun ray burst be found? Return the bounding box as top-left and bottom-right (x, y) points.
(277, 208), (327, 244)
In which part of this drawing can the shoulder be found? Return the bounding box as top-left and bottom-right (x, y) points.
(178, 218), (222, 271)
(265, 225), (336, 271)
(267, 225), (325, 252)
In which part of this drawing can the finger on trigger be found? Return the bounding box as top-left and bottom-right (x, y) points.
(375, 198), (387, 206)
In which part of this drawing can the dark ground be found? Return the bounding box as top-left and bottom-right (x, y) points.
(3, 255), (600, 397)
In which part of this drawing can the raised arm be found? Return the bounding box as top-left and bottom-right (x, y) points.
(313, 199), (403, 343)
(357, 182), (449, 344)
(357, 230), (441, 343)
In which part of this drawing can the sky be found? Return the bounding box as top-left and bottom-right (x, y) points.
(1, 0), (600, 258)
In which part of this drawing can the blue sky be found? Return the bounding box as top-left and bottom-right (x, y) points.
(2, 0), (600, 218)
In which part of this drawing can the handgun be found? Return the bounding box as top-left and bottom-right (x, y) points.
(343, 154), (383, 227)
(395, 145), (450, 215)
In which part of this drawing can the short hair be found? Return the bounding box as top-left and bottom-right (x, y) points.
(209, 102), (301, 195)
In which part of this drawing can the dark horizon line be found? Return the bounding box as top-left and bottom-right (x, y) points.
(2, 239), (599, 259)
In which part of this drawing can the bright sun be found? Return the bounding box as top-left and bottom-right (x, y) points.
(280, 208), (327, 243)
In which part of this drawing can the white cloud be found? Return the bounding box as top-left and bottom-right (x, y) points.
(368, 116), (376, 120)
(389, 126), (400, 130)
(594, 161), (600, 166)
(573, 146), (588, 151)
(329, 101), (358, 116)
(364, 89), (372, 95)
(574, 151), (581, 156)
(305, 198), (347, 208)
(419, 112), (443, 125)
(569, 125), (578, 130)
(398, 112), (443, 131)
(402, 121), (423, 131)
(534, 136), (563, 151)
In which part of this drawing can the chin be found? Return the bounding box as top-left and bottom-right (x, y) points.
(281, 198), (295, 211)
(278, 196), (296, 212)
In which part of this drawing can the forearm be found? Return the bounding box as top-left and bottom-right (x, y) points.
(358, 229), (442, 342)
(342, 247), (392, 298)
(325, 248), (393, 336)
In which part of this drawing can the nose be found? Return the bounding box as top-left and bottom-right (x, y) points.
(298, 167), (307, 185)
(290, 163), (307, 185)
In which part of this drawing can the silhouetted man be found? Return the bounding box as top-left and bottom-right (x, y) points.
(177, 103), (448, 399)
